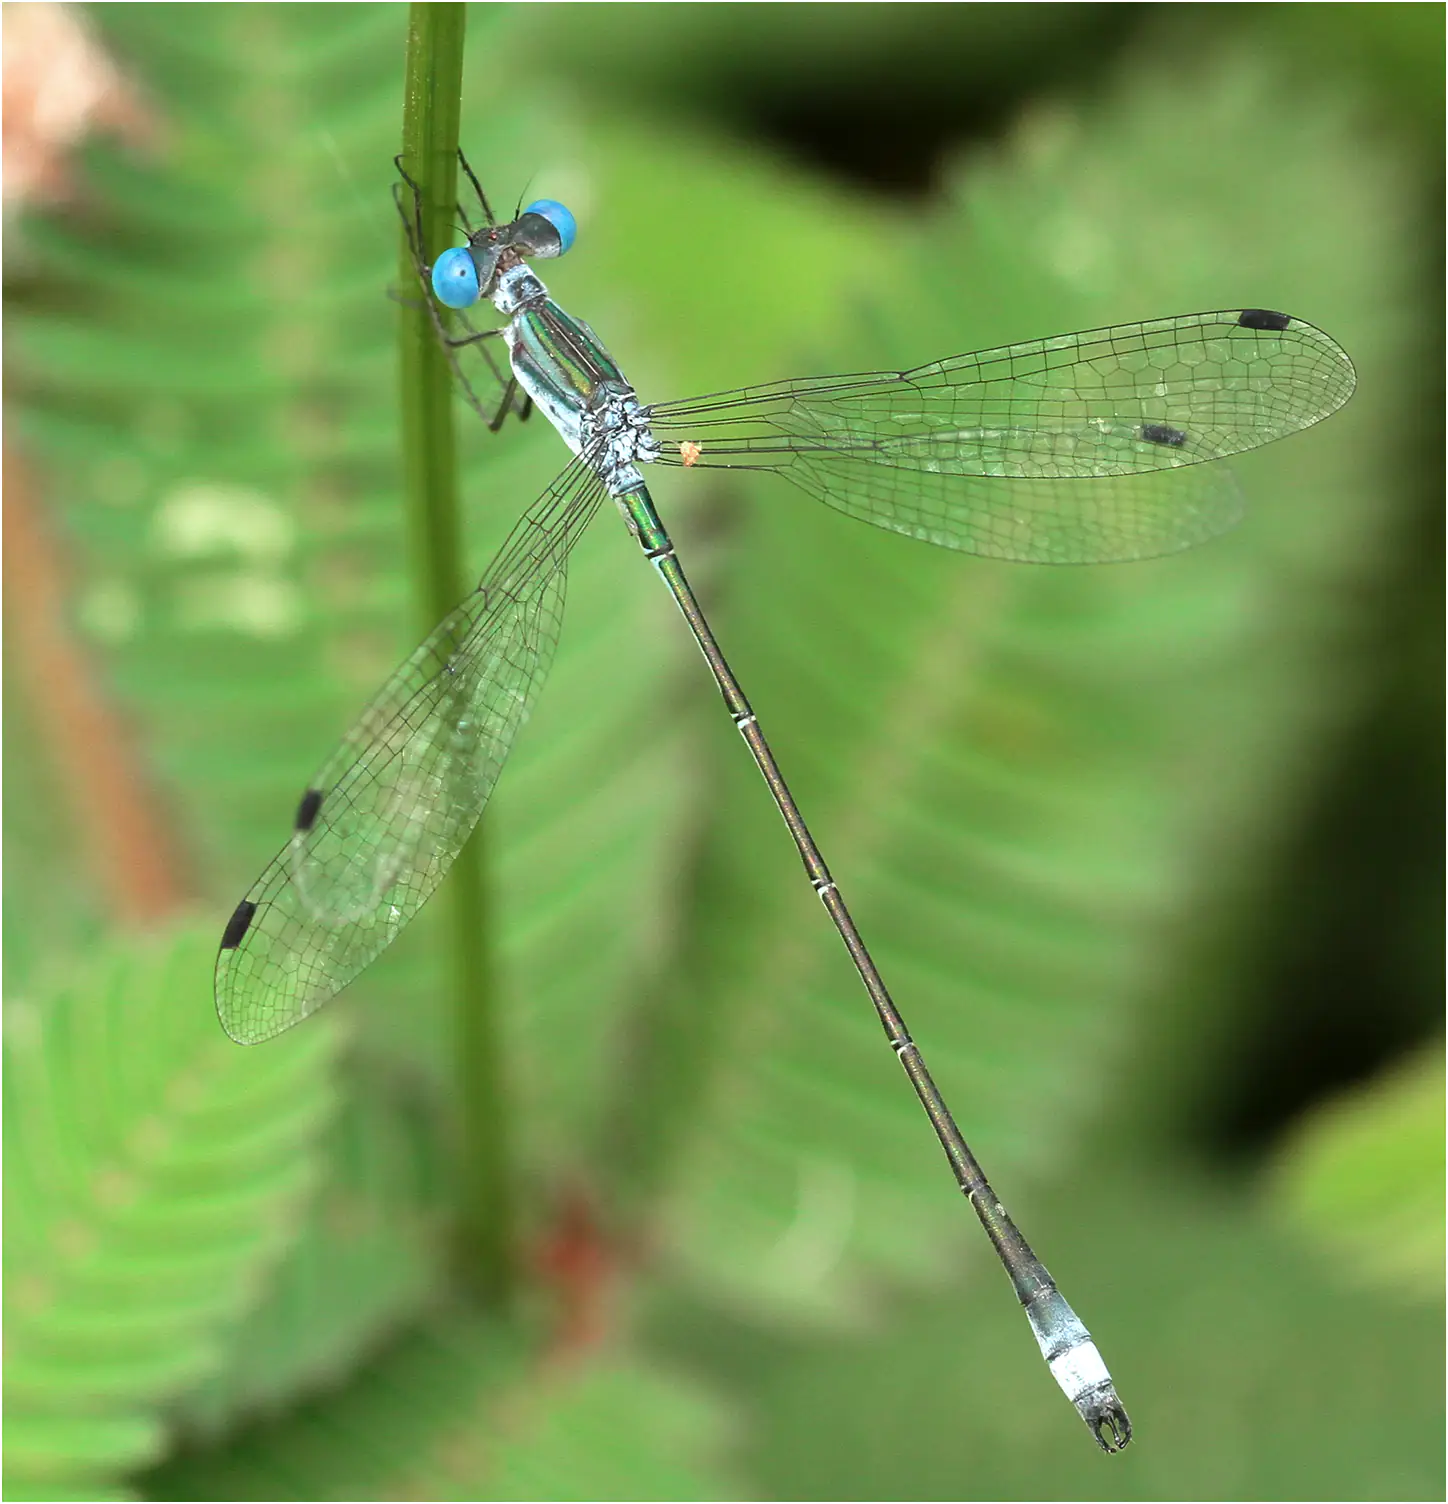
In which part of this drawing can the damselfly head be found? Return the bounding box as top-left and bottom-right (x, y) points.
(430, 201), (576, 310)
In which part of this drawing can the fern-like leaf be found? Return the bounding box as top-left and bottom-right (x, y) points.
(171, 1079), (439, 1436)
(3, 925), (339, 1495)
(149, 1317), (736, 1501)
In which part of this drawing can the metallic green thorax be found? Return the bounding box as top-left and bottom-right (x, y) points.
(512, 302), (627, 410)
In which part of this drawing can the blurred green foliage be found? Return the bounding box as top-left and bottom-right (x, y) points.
(4, 4), (1441, 1500)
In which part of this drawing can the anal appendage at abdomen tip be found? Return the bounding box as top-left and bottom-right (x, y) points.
(1024, 1283), (1133, 1453)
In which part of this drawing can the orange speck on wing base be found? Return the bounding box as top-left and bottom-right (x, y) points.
(680, 441), (702, 467)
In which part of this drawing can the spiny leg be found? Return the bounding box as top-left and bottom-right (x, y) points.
(488, 377), (533, 428)
(457, 147), (495, 226)
(392, 158), (529, 433)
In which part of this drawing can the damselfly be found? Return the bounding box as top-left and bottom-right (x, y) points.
(217, 152), (1356, 1451)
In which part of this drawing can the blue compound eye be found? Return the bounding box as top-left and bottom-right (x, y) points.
(432, 246), (481, 308)
(522, 199), (576, 256)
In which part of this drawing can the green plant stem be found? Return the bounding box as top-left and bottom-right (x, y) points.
(397, 3), (513, 1309)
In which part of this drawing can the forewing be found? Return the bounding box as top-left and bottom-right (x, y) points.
(648, 310), (1355, 563)
(216, 461), (607, 1043)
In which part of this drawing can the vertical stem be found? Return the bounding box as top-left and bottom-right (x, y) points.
(397, 4), (513, 1306)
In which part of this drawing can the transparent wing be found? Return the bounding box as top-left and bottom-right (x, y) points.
(647, 310), (1356, 563)
(216, 458), (608, 1044)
